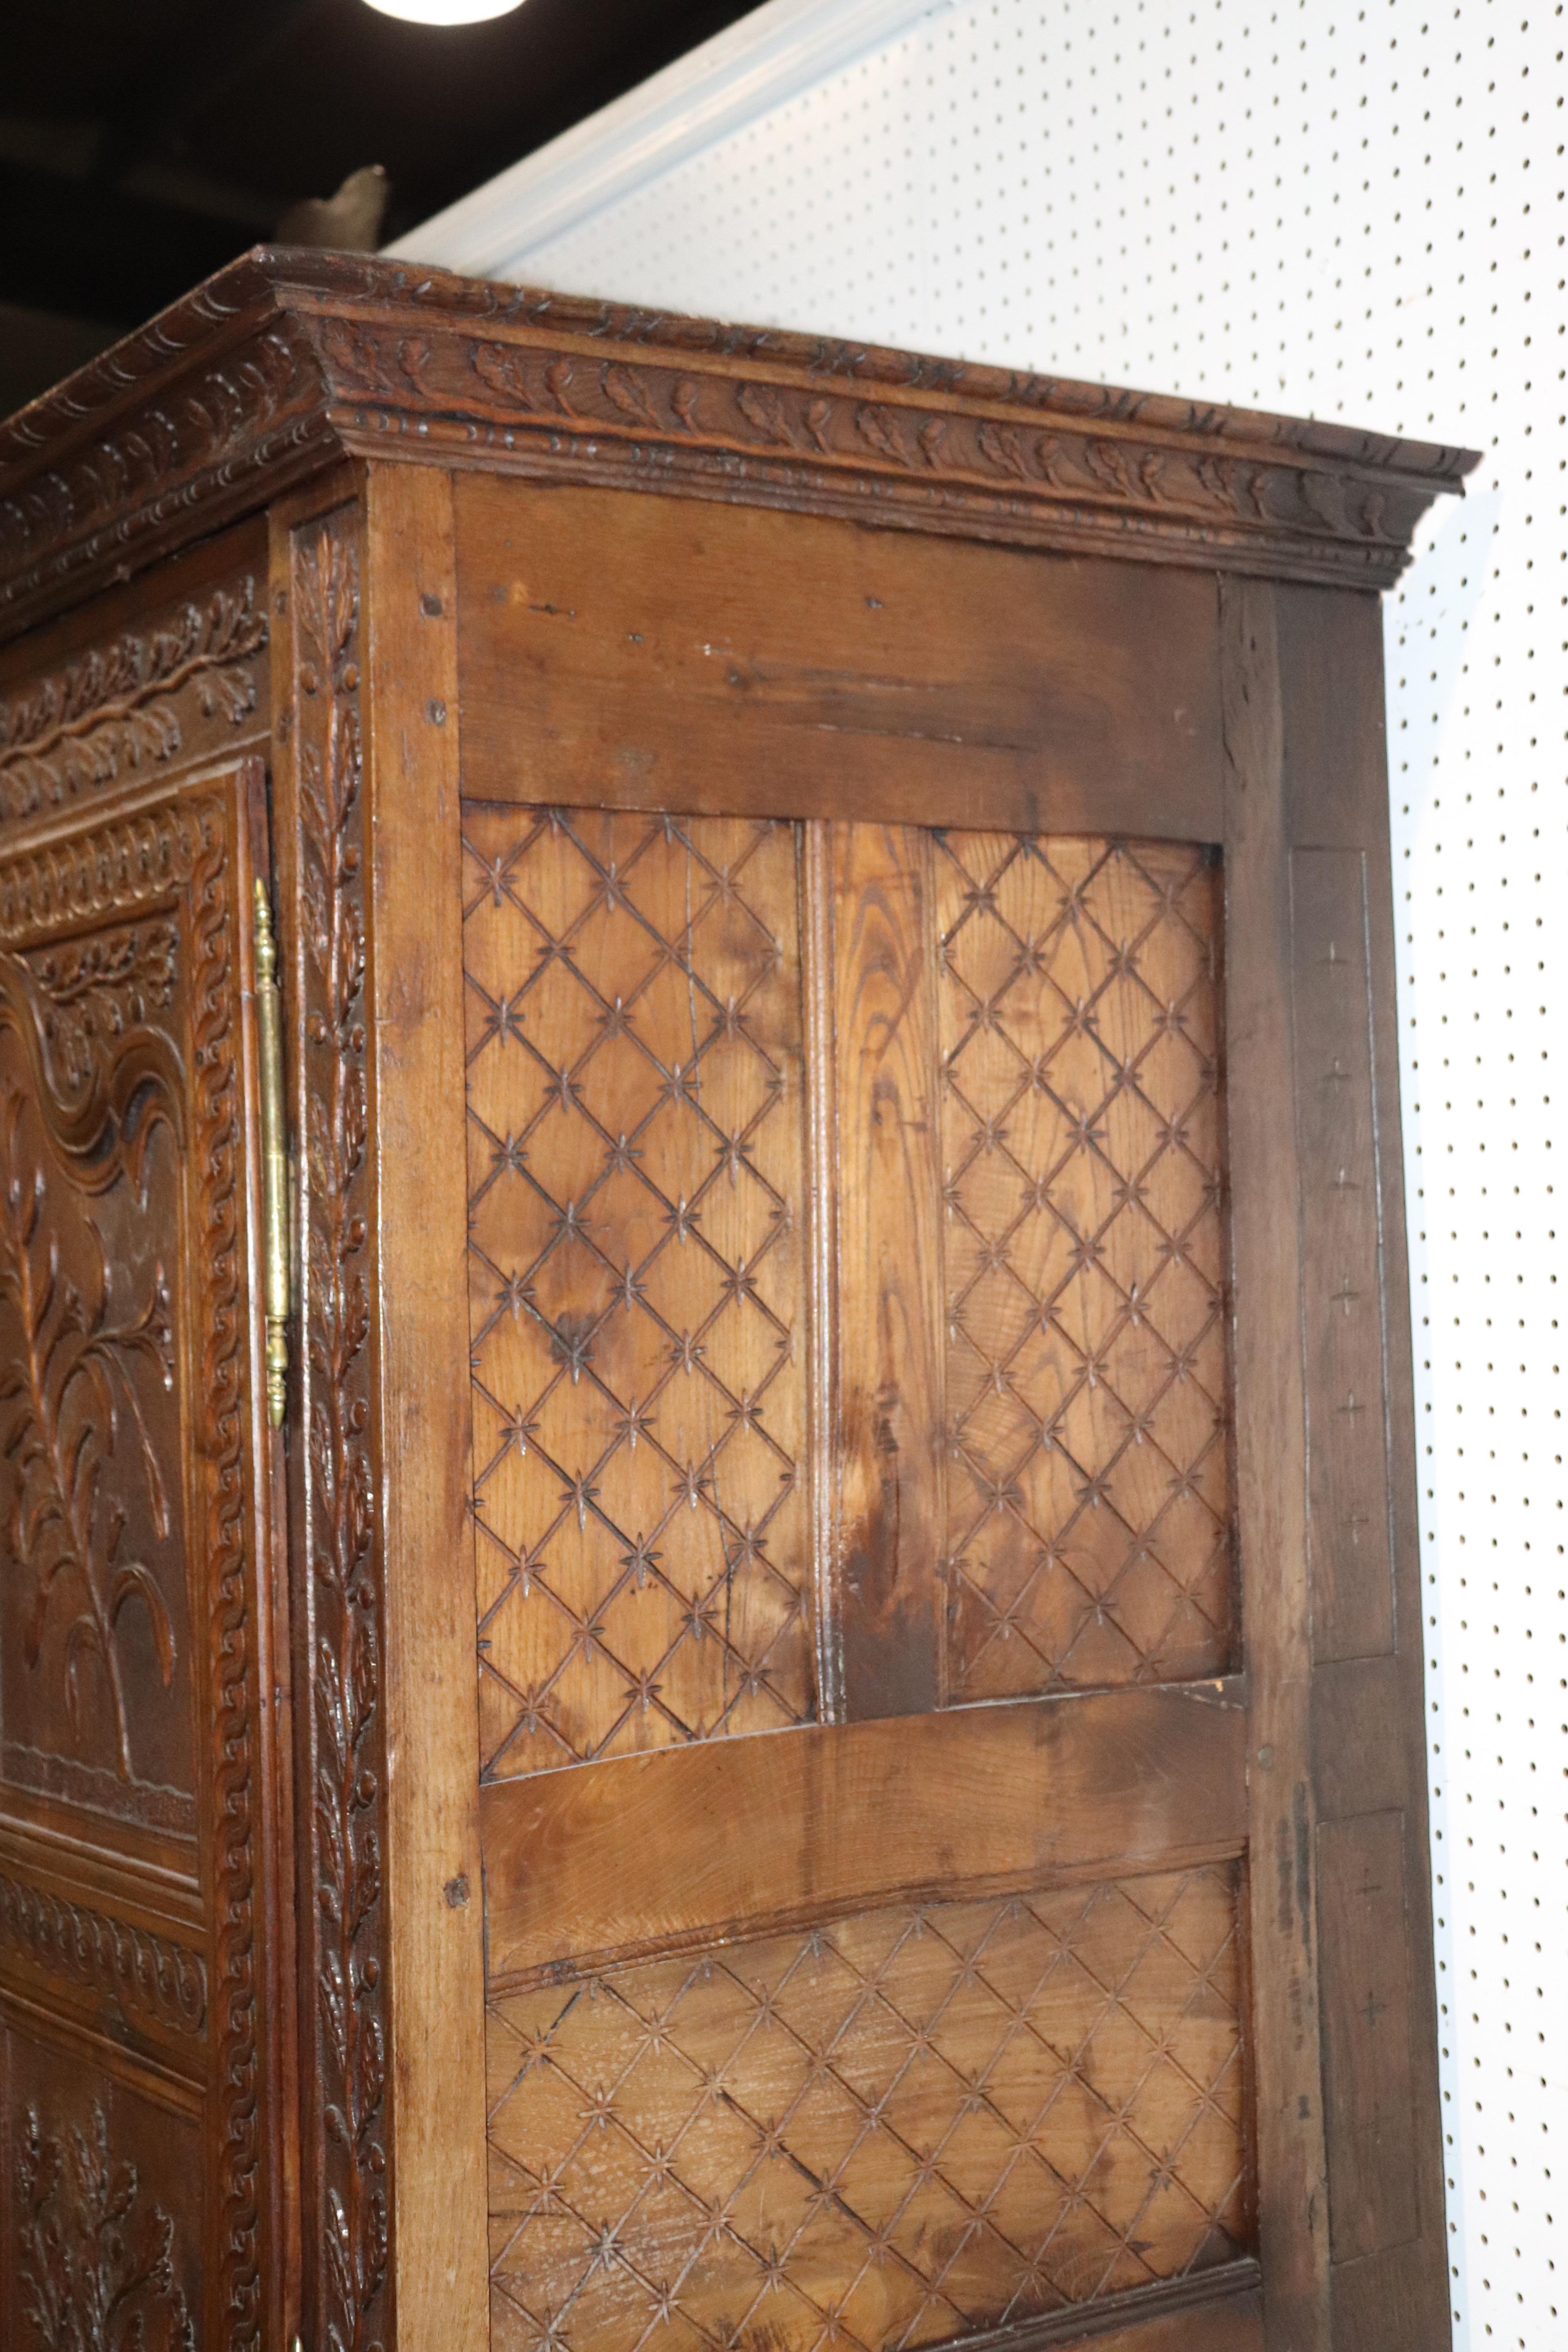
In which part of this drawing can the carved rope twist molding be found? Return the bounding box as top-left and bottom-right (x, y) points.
(187, 791), (263, 2348)
(0, 1869), (206, 2033)
(0, 580), (268, 823)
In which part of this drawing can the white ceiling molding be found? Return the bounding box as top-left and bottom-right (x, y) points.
(383, 0), (952, 278)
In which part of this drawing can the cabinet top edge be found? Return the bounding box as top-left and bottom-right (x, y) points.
(0, 245), (1480, 647)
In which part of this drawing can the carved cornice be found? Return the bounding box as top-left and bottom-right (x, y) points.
(0, 579), (268, 821)
(0, 1869), (206, 2035)
(0, 249), (1478, 645)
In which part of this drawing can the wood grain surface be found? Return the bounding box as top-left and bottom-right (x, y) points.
(363, 461), (490, 2351)
(831, 823), (944, 1718)
(0, 247), (1457, 2352)
(455, 481), (1225, 842)
(488, 1861), (1250, 2352)
(937, 833), (1231, 1707)
(1218, 575), (1332, 2352)
(463, 804), (814, 1778)
(1276, 582), (1450, 2352)
(481, 1680), (1246, 1984)
(1316, 1810), (1419, 2264)
(1289, 847), (1394, 1664)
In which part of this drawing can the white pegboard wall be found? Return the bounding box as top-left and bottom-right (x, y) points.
(427, 5), (1566, 2344)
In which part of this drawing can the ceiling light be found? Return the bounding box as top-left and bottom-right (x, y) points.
(362, 0), (525, 22)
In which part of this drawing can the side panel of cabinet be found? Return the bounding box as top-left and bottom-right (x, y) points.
(1276, 585), (1448, 2352)
(0, 521), (291, 2351)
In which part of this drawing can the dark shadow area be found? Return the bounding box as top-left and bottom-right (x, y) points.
(0, 0), (756, 407)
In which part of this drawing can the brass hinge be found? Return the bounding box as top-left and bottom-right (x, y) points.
(253, 878), (290, 1429)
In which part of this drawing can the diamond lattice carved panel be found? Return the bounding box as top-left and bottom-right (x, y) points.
(937, 835), (1232, 1704)
(487, 1865), (1250, 2352)
(463, 807), (812, 1778)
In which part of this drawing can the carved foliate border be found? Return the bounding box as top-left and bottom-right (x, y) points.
(0, 578), (268, 824)
(0, 252), (1473, 645)
(0, 315), (330, 648)
(313, 309), (1434, 588)
(0, 784), (263, 2344)
(287, 503), (391, 2352)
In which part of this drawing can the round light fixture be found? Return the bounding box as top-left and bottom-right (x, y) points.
(362, 0), (524, 21)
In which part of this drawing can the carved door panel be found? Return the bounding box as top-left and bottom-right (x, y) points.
(463, 807), (1260, 2352)
(0, 759), (286, 2349)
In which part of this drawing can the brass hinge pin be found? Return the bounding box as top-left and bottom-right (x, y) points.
(254, 877), (289, 1429)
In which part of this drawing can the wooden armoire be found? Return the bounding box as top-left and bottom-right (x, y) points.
(0, 250), (1475, 2352)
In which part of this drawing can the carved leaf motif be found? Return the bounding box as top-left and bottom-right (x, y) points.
(0, 1086), (177, 1781)
(601, 362), (661, 432)
(0, 582), (267, 822)
(397, 335), (433, 386)
(976, 420), (1033, 483)
(544, 359), (575, 417)
(471, 340), (541, 411)
(16, 2102), (194, 2352)
(296, 517), (389, 2352)
(316, 318), (386, 392)
(20, 921), (179, 1099)
(855, 402), (913, 466)
(1082, 437), (1138, 499)
(918, 416), (950, 468)
(737, 381), (793, 447)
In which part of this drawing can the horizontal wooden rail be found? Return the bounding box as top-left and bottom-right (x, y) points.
(982, 2259), (1263, 2352)
(480, 1677), (1247, 1985)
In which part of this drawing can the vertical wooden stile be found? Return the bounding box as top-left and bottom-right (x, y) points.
(1220, 575), (1333, 2352)
(361, 462), (490, 2350)
(828, 822), (946, 1720)
(1276, 584), (1450, 2352)
(802, 819), (845, 1724)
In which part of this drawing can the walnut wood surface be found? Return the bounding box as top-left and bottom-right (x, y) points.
(481, 1679), (1246, 1985)
(1275, 584), (1449, 2352)
(0, 604), (283, 2348)
(272, 494), (394, 2352)
(363, 461), (490, 2349)
(831, 822), (944, 1717)
(0, 250), (1476, 650)
(1218, 577), (1332, 2352)
(463, 805), (815, 1776)
(0, 254), (1451, 2352)
(1315, 1810), (1419, 2263)
(937, 834), (1230, 1704)
(453, 481), (1227, 843)
(487, 1863), (1250, 2352)
(1289, 848), (1394, 1662)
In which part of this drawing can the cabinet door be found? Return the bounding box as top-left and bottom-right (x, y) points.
(0, 755), (289, 2349)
